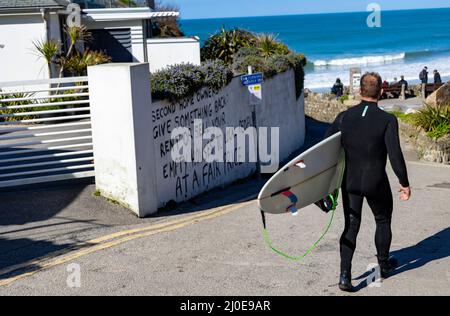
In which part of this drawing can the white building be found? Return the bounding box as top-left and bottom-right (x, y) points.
(0, 0), (200, 83)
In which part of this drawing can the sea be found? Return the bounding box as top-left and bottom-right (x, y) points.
(181, 8), (450, 91)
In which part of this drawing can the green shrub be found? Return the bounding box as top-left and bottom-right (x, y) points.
(267, 54), (292, 73)
(392, 105), (450, 140)
(233, 47), (261, 61)
(413, 105), (450, 139)
(201, 60), (234, 90)
(255, 33), (291, 58)
(232, 54), (273, 77)
(426, 122), (450, 139)
(151, 61), (234, 101)
(339, 95), (350, 103)
(151, 63), (204, 100)
(286, 53), (307, 98)
(232, 51), (306, 98)
(0, 92), (36, 122)
(201, 27), (256, 64)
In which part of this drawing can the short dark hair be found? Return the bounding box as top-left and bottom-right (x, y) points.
(360, 72), (382, 99)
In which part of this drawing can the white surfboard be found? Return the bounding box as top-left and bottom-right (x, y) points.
(258, 132), (345, 215)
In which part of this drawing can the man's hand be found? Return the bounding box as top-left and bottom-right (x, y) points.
(399, 186), (411, 201)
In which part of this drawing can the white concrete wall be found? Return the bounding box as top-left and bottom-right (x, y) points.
(151, 77), (257, 206)
(147, 37), (201, 72)
(152, 69), (305, 207)
(88, 63), (158, 217)
(257, 70), (306, 162)
(0, 14), (50, 82)
(88, 63), (305, 214)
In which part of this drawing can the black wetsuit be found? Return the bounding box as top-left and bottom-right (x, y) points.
(326, 101), (410, 273)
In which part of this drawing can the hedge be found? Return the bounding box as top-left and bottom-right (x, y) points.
(151, 60), (233, 101)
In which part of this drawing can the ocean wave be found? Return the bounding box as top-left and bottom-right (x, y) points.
(313, 53), (406, 67)
(305, 55), (450, 90)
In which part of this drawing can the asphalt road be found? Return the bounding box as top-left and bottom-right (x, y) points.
(0, 159), (449, 296)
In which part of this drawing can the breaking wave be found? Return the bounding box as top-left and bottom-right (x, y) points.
(313, 53), (406, 67)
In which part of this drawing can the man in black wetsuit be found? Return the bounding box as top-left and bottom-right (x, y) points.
(325, 72), (411, 292)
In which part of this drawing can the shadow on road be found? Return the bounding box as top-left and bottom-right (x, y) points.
(353, 227), (450, 291)
(390, 227), (450, 276)
(0, 183), (98, 278)
(0, 117), (333, 279)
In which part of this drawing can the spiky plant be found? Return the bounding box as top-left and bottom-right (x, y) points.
(32, 39), (60, 77)
(62, 50), (111, 76)
(255, 33), (291, 58)
(201, 27), (256, 64)
(413, 104), (450, 137)
(57, 25), (93, 81)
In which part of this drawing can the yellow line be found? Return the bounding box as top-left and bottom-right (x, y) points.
(0, 199), (255, 287)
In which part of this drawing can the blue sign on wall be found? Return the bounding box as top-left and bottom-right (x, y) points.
(240, 73), (264, 86)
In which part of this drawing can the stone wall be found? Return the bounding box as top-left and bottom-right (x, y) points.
(304, 91), (351, 123)
(399, 121), (450, 164)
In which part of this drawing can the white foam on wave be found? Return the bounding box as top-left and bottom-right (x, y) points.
(305, 55), (450, 90)
(313, 53), (406, 67)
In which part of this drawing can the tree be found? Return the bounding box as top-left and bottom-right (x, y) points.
(151, 1), (184, 38)
(32, 39), (60, 78)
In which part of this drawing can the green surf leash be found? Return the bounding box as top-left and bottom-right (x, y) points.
(261, 150), (345, 262)
(261, 192), (338, 262)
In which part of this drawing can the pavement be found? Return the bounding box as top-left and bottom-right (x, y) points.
(378, 97), (424, 112)
(0, 119), (449, 296)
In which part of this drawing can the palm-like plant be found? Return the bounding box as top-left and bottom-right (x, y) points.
(32, 39), (60, 77)
(57, 25), (93, 80)
(201, 27), (255, 64)
(255, 33), (290, 58)
(414, 104), (450, 133)
(62, 50), (112, 76)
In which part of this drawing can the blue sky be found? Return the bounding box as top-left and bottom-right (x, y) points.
(170, 0), (450, 19)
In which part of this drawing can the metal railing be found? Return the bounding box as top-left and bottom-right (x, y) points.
(0, 76), (94, 188)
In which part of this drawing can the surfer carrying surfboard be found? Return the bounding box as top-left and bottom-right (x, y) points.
(325, 72), (411, 292)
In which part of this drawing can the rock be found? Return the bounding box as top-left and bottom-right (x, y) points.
(405, 108), (419, 115)
(425, 83), (450, 107)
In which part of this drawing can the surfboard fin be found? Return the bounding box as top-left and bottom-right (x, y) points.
(315, 190), (339, 213)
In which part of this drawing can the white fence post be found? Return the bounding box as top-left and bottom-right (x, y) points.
(88, 63), (158, 217)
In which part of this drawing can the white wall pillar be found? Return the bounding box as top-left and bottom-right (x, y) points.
(88, 63), (158, 217)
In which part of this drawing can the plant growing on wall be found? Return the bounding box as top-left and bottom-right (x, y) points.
(201, 27), (256, 64)
(255, 33), (291, 58)
(151, 60), (233, 101)
(414, 104), (450, 139)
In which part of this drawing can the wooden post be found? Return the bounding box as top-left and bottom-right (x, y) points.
(400, 84), (406, 100)
(421, 83), (426, 99)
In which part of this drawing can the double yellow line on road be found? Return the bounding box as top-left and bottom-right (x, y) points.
(0, 199), (255, 287)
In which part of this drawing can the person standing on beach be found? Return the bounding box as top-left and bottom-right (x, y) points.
(419, 67), (428, 84)
(325, 72), (411, 292)
(434, 70), (442, 84)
